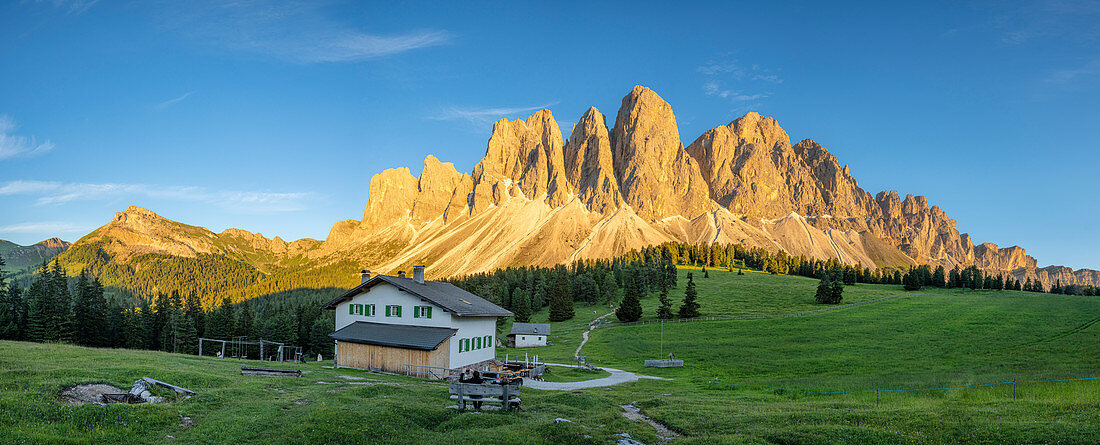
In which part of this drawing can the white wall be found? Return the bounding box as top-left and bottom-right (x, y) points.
(513, 334), (548, 348)
(334, 283), (454, 330)
(448, 316), (498, 369)
(333, 282), (498, 369)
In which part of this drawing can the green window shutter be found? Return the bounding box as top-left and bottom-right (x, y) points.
(426, 307), (432, 318)
(413, 306), (419, 318)
(348, 304), (354, 315)
(396, 306), (402, 317)
(460, 339), (466, 352)
(385, 305), (391, 317)
(476, 337), (482, 349)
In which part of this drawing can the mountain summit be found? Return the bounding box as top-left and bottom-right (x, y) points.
(52, 86), (1098, 294)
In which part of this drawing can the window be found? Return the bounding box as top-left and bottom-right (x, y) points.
(413, 306), (432, 319)
(459, 338), (468, 352)
(365, 304), (376, 316)
(385, 305), (401, 317)
(485, 335), (493, 348)
(354, 304), (363, 315)
(476, 337), (483, 349)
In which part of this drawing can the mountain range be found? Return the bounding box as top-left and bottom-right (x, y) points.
(25, 85), (1097, 300)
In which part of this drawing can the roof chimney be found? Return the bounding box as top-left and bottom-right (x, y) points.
(360, 269), (371, 284)
(397, 270), (406, 279)
(412, 265), (425, 284)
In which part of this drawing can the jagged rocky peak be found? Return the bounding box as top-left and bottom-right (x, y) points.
(36, 237), (69, 249)
(612, 85), (713, 220)
(410, 155), (468, 223)
(974, 242), (1037, 271)
(470, 109), (570, 211)
(361, 167), (418, 228)
(114, 205), (161, 224)
(564, 107), (621, 213)
(728, 111), (792, 150)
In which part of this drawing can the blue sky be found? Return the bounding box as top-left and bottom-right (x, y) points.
(0, 1), (1097, 269)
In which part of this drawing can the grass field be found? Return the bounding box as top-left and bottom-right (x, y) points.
(4, 267), (1100, 444)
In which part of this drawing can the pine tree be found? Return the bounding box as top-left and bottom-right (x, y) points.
(830, 277), (844, 303)
(512, 288), (532, 323)
(548, 268), (574, 322)
(0, 255), (15, 340)
(236, 302), (255, 339)
(656, 286), (674, 320)
(678, 273), (701, 318)
(70, 270), (97, 346)
(932, 266), (946, 287)
(309, 317), (332, 360)
(616, 270), (643, 322)
(702, 267), (709, 278)
(185, 292), (204, 340)
(903, 269), (922, 291)
(815, 275), (833, 303)
(122, 308), (148, 349)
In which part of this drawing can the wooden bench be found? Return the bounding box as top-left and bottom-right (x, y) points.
(448, 382), (521, 411)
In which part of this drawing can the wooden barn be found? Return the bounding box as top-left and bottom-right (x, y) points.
(321, 266), (512, 377)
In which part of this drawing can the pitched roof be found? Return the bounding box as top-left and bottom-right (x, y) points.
(509, 322), (551, 335)
(328, 321), (456, 351)
(321, 275), (514, 317)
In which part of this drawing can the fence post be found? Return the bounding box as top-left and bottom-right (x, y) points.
(876, 389), (879, 407)
(1012, 374), (1016, 401)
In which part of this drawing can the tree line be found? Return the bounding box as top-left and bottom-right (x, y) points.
(0, 256), (337, 360)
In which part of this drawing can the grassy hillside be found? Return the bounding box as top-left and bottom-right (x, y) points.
(0, 341), (657, 444)
(4, 269), (1100, 444)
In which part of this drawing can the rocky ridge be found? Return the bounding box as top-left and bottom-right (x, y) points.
(49, 86), (1098, 290)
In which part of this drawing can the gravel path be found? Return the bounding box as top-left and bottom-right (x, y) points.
(575, 310), (617, 358)
(522, 363), (669, 391)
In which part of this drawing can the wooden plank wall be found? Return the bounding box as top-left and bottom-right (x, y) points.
(336, 338), (450, 374)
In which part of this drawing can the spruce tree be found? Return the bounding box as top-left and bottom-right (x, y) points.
(71, 270), (97, 346)
(830, 277), (844, 303)
(309, 317), (332, 360)
(932, 266), (946, 287)
(512, 288), (532, 323)
(656, 286), (674, 320)
(616, 285), (642, 323)
(0, 255), (15, 340)
(703, 267), (709, 278)
(903, 269), (923, 291)
(548, 268), (574, 322)
(815, 275), (832, 303)
(678, 273), (701, 318)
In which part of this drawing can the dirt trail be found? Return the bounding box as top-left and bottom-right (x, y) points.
(621, 402), (679, 442)
(575, 309), (616, 358)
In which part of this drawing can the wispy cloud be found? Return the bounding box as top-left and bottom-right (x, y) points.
(0, 180), (312, 213)
(0, 115), (54, 160)
(1046, 57), (1100, 84)
(155, 91), (195, 109)
(0, 221), (89, 235)
(428, 103), (557, 128)
(157, 1), (451, 64)
(698, 57), (779, 109)
(702, 81), (768, 102)
(35, 0), (98, 15)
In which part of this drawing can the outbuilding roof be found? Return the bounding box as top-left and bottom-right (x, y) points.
(321, 274), (513, 318)
(509, 322), (551, 336)
(328, 321), (456, 351)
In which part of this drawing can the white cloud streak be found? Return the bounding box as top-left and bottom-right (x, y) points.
(0, 221), (89, 235)
(0, 180), (312, 213)
(35, 0), (98, 15)
(702, 81), (767, 102)
(157, 1), (451, 64)
(0, 115), (54, 160)
(155, 91), (195, 109)
(428, 103), (557, 128)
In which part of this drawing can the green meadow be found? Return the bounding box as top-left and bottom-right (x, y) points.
(3, 267), (1099, 444)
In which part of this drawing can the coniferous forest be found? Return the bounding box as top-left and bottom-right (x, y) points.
(1, 241), (1093, 360)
